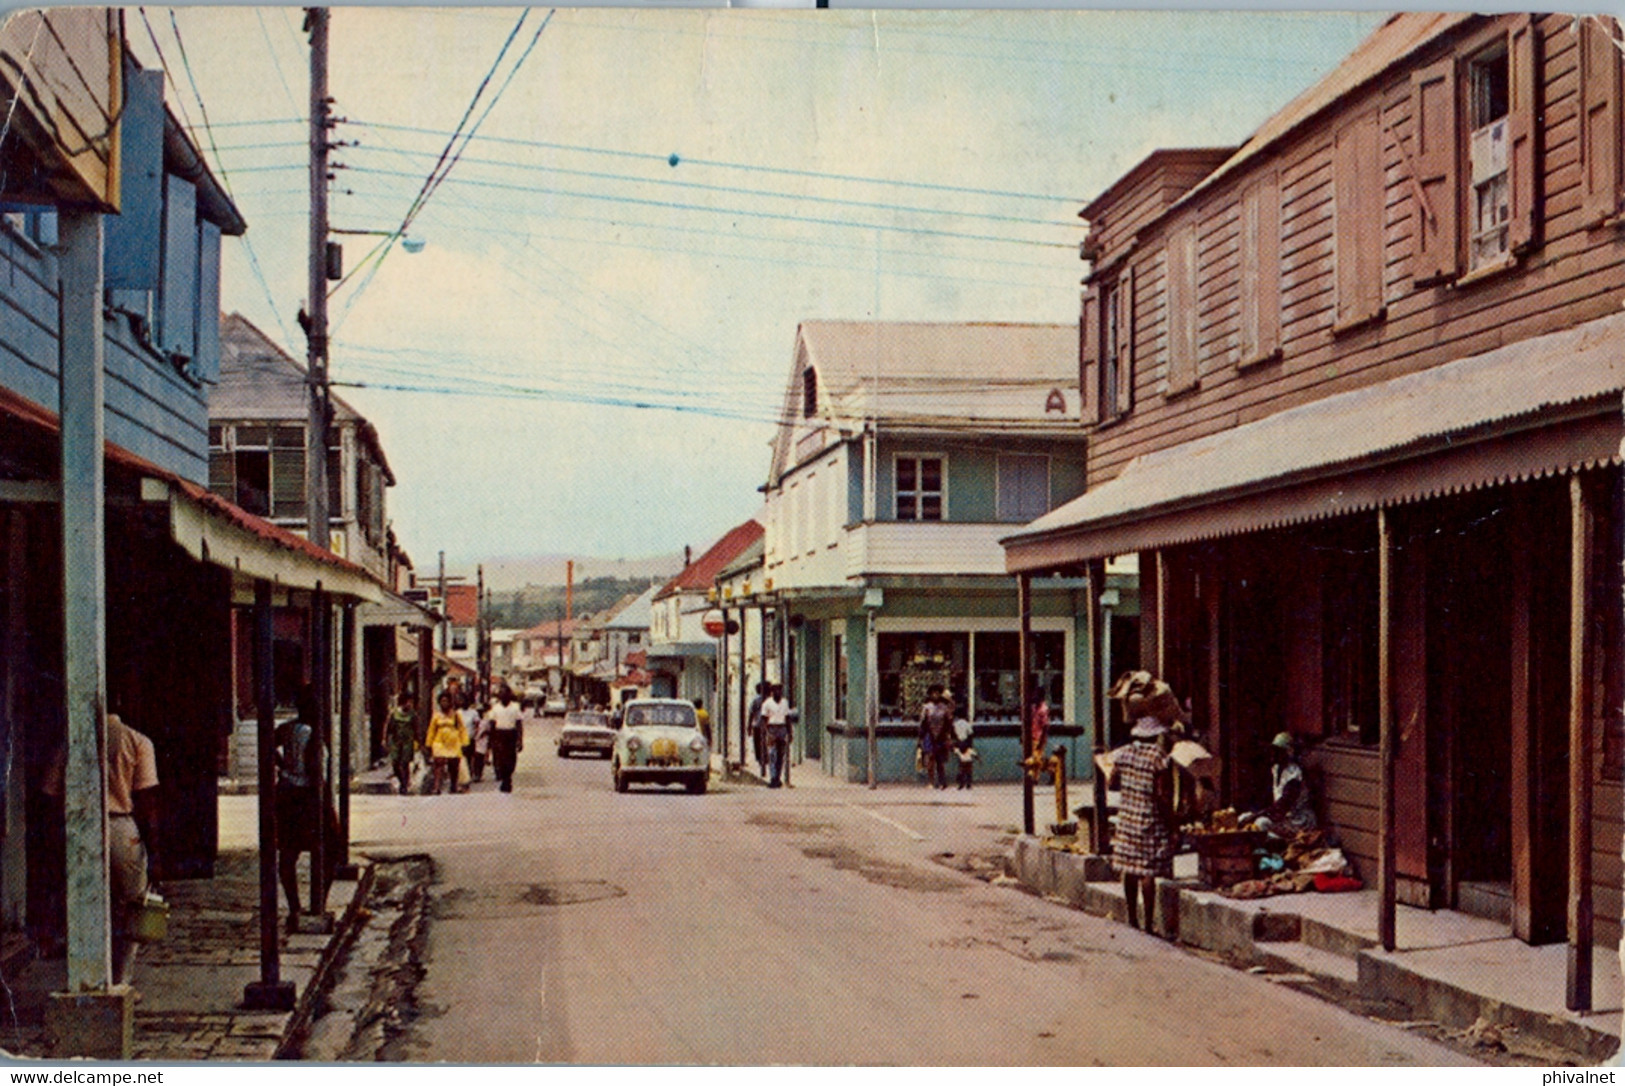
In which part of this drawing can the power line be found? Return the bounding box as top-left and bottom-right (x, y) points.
(346, 141), (1079, 230)
(344, 164), (1074, 251)
(351, 118), (1084, 204)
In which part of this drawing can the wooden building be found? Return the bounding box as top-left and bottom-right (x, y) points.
(1002, 12), (1625, 1011)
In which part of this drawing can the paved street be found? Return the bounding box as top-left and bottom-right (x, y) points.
(223, 713), (1475, 1065)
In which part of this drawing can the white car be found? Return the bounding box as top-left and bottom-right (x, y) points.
(543, 694), (569, 716)
(611, 698), (709, 794)
(556, 710), (616, 759)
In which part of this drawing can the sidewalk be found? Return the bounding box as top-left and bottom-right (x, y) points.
(1010, 837), (1622, 1063)
(0, 851), (368, 1061)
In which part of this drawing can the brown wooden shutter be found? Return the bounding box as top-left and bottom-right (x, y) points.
(1411, 58), (1460, 284)
(1334, 109), (1385, 326)
(1579, 16), (1622, 225)
(1239, 170), (1282, 365)
(1164, 223), (1199, 395)
(1115, 265), (1135, 415)
(1507, 15), (1542, 253)
(1080, 287), (1101, 425)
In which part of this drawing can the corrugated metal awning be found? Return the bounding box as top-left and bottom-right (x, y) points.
(646, 641), (717, 661)
(1004, 311), (1625, 571)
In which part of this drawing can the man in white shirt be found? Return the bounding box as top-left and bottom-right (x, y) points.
(760, 685), (791, 788)
(485, 683), (525, 793)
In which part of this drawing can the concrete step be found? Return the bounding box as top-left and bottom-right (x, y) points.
(1255, 940), (1360, 996)
(1300, 914), (1375, 958)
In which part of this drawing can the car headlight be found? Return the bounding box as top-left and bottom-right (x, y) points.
(626, 735), (641, 752)
(689, 736), (706, 752)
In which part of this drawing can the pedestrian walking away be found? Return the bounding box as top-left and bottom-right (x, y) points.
(486, 682), (524, 793)
(693, 698), (712, 747)
(760, 684), (792, 788)
(427, 693), (468, 795)
(1110, 713), (1177, 933)
(385, 692), (417, 795)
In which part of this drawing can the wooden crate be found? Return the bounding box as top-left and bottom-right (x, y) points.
(1192, 830), (1266, 888)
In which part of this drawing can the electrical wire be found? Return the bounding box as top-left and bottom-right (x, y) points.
(346, 141), (1078, 230)
(344, 164), (1075, 251)
(352, 117), (1083, 204)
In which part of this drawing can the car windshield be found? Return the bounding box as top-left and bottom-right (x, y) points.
(624, 704), (696, 729)
(564, 712), (609, 728)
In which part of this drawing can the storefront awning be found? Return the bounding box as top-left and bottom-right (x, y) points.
(647, 641), (716, 661)
(148, 476), (384, 602)
(1004, 311), (1625, 571)
(360, 590), (438, 630)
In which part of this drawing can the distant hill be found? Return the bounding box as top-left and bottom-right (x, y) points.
(487, 576), (663, 630)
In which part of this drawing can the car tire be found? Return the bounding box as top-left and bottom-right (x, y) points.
(613, 760), (628, 793)
(686, 774), (707, 795)
(557, 747), (569, 758)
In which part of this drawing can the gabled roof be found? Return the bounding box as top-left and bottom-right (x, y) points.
(656, 520), (765, 600)
(603, 585), (658, 630)
(770, 321), (1078, 483)
(523, 617), (576, 641)
(1157, 13), (1472, 229)
(215, 313), (396, 484)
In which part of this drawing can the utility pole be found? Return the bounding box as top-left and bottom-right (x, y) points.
(303, 6), (335, 932)
(304, 6), (332, 554)
(477, 564), (488, 700)
(437, 550), (447, 655)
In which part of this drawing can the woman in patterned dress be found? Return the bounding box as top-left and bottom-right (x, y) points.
(1111, 715), (1176, 932)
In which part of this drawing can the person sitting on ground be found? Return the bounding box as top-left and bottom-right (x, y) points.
(1241, 732), (1317, 837)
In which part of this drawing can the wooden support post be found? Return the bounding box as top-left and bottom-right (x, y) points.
(1567, 474), (1595, 1012)
(865, 607), (879, 789)
(58, 208), (111, 995)
(244, 579), (294, 1010)
(3, 509), (29, 930)
(308, 588), (330, 918)
(1087, 558), (1108, 856)
(336, 601), (355, 877)
(1019, 572), (1034, 837)
(1378, 509), (1397, 952)
(1155, 549), (1168, 677)
(718, 608), (730, 764)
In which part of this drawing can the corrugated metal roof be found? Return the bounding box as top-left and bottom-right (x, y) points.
(1009, 311), (1625, 547)
(603, 585), (658, 629)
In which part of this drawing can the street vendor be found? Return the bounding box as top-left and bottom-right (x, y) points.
(1240, 732), (1317, 836)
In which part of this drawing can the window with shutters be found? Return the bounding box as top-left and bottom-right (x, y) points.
(894, 454), (944, 521)
(1080, 267), (1134, 426)
(232, 425), (273, 518)
(1410, 17), (1542, 286)
(271, 425), (306, 519)
(997, 455), (1050, 522)
(802, 366), (818, 418)
(1466, 43), (1511, 271)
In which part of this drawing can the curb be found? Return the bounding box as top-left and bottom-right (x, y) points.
(274, 862), (378, 1060)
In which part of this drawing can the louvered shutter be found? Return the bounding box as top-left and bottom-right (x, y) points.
(1507, 15), (1542, 253)
(1411, 58), (1460, 284)
(1080, 287), (1101, 425)
(1115, 266), (1135, 415)
(1240, 170), (1282, 365)
(271, 426), (305, 519)
(208, 449), (235, 501)
(1335, 110), (1384, 325)
(1580, 16), (1622, 225)
(1164, 223), (1199, 395)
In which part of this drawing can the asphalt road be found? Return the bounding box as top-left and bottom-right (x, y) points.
(269, 713), (1480, 1065)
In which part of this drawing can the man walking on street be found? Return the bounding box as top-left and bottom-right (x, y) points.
(918, 686), (954, 790)
(746, 682), (767, 778)
(485, 682), (524, 793)
(761, 684), (792, 788)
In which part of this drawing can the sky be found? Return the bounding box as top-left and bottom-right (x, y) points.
(123, 5), (1387, 578)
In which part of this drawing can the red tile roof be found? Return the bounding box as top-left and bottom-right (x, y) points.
(0, 383), (375, 584)
(656, 520), (764, 599)
(522, 617), (576, 640)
